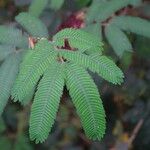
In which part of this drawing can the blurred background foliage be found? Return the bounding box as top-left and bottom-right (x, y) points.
(0, 0), (150, 149)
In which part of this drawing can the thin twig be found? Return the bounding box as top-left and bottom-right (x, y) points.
(127, 119), (144, 148)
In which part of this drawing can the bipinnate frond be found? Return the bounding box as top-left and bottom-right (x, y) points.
(86, 0), (141, 23)
(53, 28), (103, 53)
(86, 0), (106, 23)
(15, 12), (49, 38)
(59, 50), (124, 84)
(0, 45), (16, 61)
(21, 87), (35, 106)
(11, 39), (57, 103)
(29, 62), (65, 143)
(0, 53), (22, 114)
(112, 16), (150, 38)
(84, 23), (102, 42)
(65, 63), (106, 140)
(0, 26), (28, 48)
(10, 27), (125, 143)
(105, 24), (132, 57)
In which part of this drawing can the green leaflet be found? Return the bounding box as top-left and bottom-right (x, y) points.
(105, 24), (132, 57)
(29, 0), (49, 17)
(50, 0), (64, 10)
(83, 23), (102, 41)
(86, 0), (142, 23)
(0, 45), (16, 61)
(21, 87), (35, 106)
(96, 0), (130, 22)
(53, 28), (103, 53)
(29, 62), (65, 143)
(86, 0), (130, 23)
(82, 23), (103, 55)
(0, 53), (22, 114)
(90, 53), (124, 84)
(59, 50), (124, 84)
(112, 16), (150, 38)
(0, 26), (28, 48)
(65, 63), (106, 140)
(15, 12), (49, 38)
(11, 39), (57, 103)
(86, 0), (107, 23)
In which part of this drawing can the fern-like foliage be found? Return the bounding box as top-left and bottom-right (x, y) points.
(86, 0), (106, 24)
(15, 12), (49, 38)
(84, 23), (102, 41)
(53, 28), (103, 53)
(0, 22), (38, 113)
(0, 45), (16, 62)
(0, 0), (50, 113)
(21, 87), (35, 106)
(65, 63), (106, 140)
(59, 50), (124, 84)
(0, 53), (22, 114)
(0, 0), (148, 144)
(29, 62), (65, 143)
(12, 28), (124, 143)
(85, 0), (150, 57)
(29, 0), (49, 17)
(0, 23), (32, 113)
(105, 24), (132, 57)
(112, 16), (150, 38)
(0, 26), (28, 48)
(86, 0), (140, 23)
(11, 39), (57, 102)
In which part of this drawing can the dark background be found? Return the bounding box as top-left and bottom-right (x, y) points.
(0, 0), (150, 150)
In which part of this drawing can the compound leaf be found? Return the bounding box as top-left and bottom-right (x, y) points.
(86, 0), (134, 23)
(59, 50), (124, 84)
(21, 87), (35, 106)
(15, 12), (49, 38)
(112, 16), (150, 38)
(0, 45), (16, 61)
(0, 53), (22, 114)
(65, 63), (106, 140)
(0, 26), (28, 48)
(11, 39), (57, 103)
(86, 0), (107, 23)
(86, 0), (142, 23)
(84, 23), (102, 42)
(53, 28), (103, 53)
(105, 24), (132, 57)
(29, 62), (65, 143)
